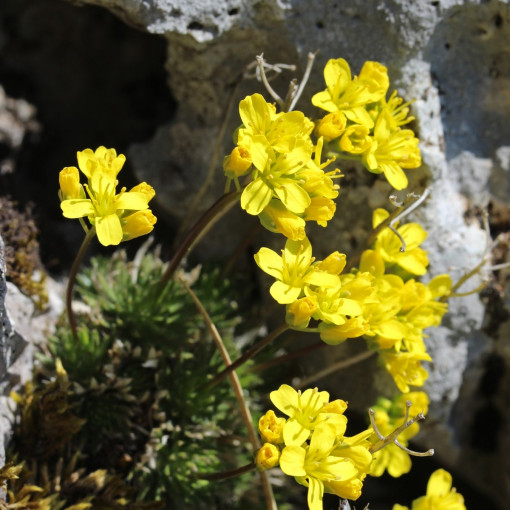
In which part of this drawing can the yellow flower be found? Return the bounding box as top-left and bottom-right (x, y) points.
(280, 423), (361, 510)
(237, 93), (313, 167)
(241, 140), (313, 216)
(77, 146), (126, 184)
(339, 125), (373, 154)
(312, 59), (388, 128)
(259, 410), (286, 444)
(372, 208), (429, 276)
(369, 392), (429, 477)
(380, 350), (431, 393)
(256, 443), (281, 470)
(362, 109), (421, 190)
(254, 237), (339, 304)
(392, 469), (466, 510)
(270, 385), (347, 446)
(59, 147), (155, 246)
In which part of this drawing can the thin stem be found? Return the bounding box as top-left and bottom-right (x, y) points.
(256, 54), (284, 108)
(222, 220), (261, 277)
(175, 77), (244, 246)
(179, 279), (277, 510)
(159, 190), (241, 286)
(248, 340), (326, 373)
(297, 349), (375, 388)
(179, 278), (260, 448)
(195, 461), (256, 481)
(66, 226), (96, 340)
(207, 323), (289, 389)
(288, 51), (317, 112)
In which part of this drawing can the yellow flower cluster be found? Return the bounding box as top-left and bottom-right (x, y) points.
(59, 147), (156, 246)
(255, 208), (451, 393)
(312, 58), (420, 190)
(255, 385), (373, 510)
(223, 93), (341, 240)
(393, 469), (466, 510)
(369, 392), (429, 477)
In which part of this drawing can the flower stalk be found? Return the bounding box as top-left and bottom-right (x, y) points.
(66, 226), (96, 340)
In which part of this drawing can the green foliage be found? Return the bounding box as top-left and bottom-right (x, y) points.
(9, 245), (262, 509)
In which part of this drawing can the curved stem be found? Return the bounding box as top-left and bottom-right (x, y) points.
(180, 279), (277, 510)
(160, 190), (241, 285)
(195, 461), (256, 481)
(248, 340), (326, 373)
(66, 226), (96, 340)
(207, 323), (289, 389)
(297, 349), (376, 388)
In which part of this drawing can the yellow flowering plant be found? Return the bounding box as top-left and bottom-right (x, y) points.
(40, 53), (495, 510)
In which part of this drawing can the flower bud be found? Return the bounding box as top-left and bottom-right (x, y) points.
(59, 166), (83, 200)
(130, 182), (156, 202)
(255, 443), (280, 470)
(317, 251), (346, 276)
(285, 296), (318, 328)
(122, 210), (157, 241)
(258, 410), (286, 444)
(315, 111), (346, 141)
(223, 146), (252, 177)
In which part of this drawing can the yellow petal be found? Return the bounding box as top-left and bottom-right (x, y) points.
(116, 191), (149, 212)
(122, 210), (157, 241)
(241, 178), (273, 215)
(307, 476), (325, 510)
(427, 469), (452, 497)
(61, 199), (94, 219)
(279, 445), (307, 477)
(254, 247), (283, 280)
(270, 384), (298, 416)
(283, 419), (311, 446)
(96, 213), (123, 246)
(270, 280), (301, 304)
(274, 182), (311, 214)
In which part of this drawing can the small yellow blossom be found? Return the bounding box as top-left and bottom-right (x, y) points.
(362, 109), (421, 190)
(372, 208), (429, 276)
(254, 237), (339, 304)
(280, 423), (368, 509)
(369, 392), (429, 477)
(59, 147), (156, 246)
(256, 443), (281, 470)
(122, 210), (157, 242)
(312, 59), (388, 128)
(270, 384), (347, 446)
(392, 469), (466, 510)
(380, 350), (431, 393)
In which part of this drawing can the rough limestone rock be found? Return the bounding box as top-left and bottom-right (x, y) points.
(3, 0), (507, 506)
